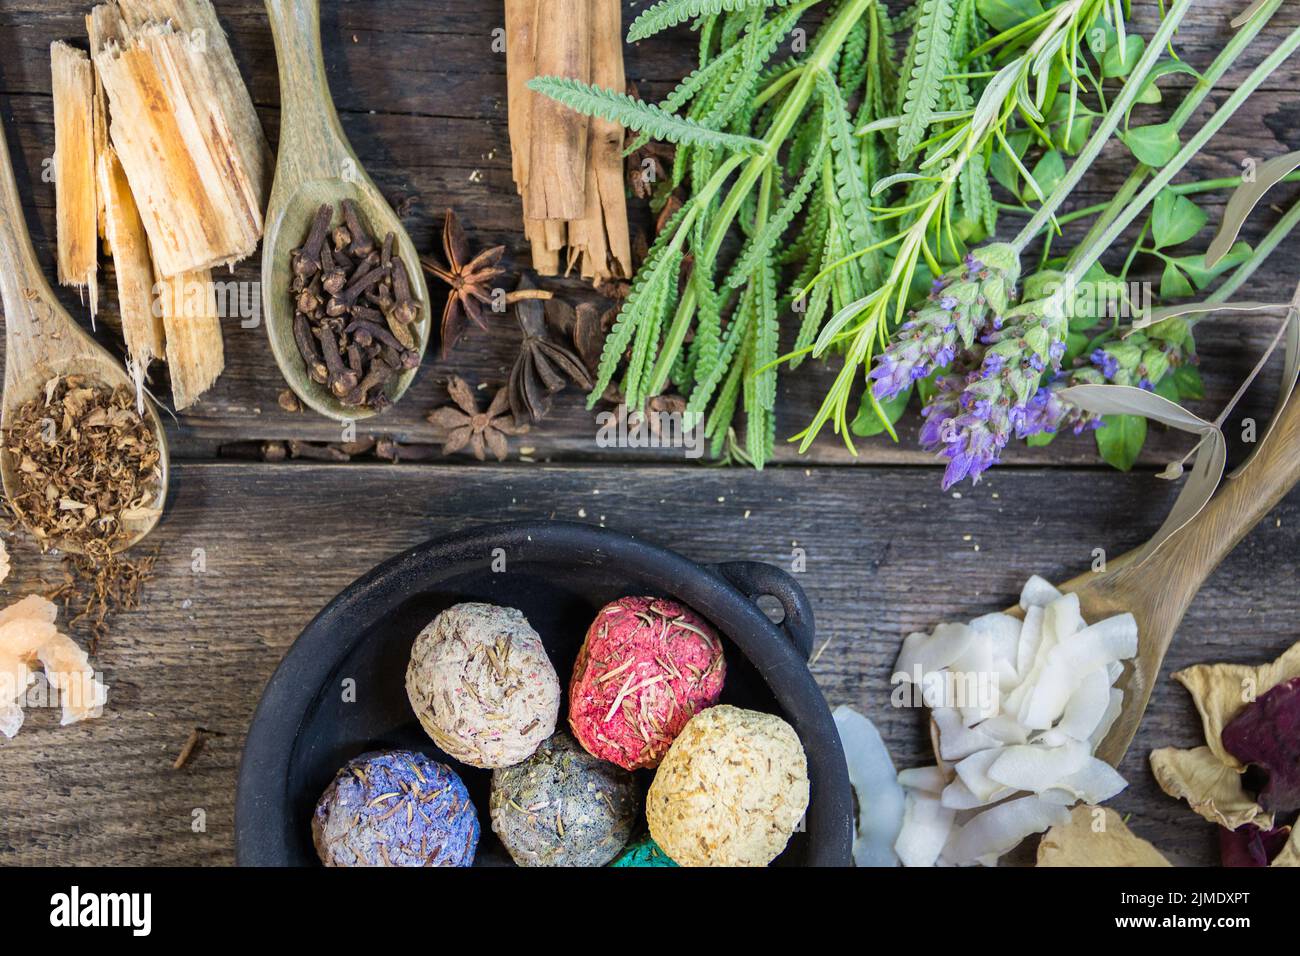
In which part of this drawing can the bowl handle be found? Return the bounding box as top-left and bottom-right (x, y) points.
(712, 561), (816, 661)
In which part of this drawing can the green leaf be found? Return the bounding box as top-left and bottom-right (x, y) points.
(1026, 430), (1056, 447)
(851, 385), (911, 437)
(1151, 190), (1207, 249)
(975, 0), (1043, 32)
(1160, 261), (1194, 299)
(1172, 242), (1252, 290)
(1094, 413), (1147, 471)
(1153, 373), (1180, 403)
(1026, 150), (1066, 201)
(1101, 35), (1145, 78)
(1174, 365), (1205, 400)
(528, 77), (767, 154)
(1121, 121), (1181, 166)
(897, 0), (956, 161)
(627, 0), (796, 43)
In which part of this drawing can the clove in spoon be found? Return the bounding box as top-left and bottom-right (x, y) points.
(931, 389), (1300, 768)
(0, 114), (168, 553)
(262, 0), (431, 421)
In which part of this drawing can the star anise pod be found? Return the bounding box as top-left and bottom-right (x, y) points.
(426, 375), (526, 462)
(545, 297), (610, 375)
(507, 276), (594, 426)
(420, 210), (505, 358)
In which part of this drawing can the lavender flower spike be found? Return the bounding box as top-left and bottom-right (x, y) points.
(869, 245), (1020, 401)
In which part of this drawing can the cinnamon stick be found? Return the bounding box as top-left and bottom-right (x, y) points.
(525, 0), (591, 223)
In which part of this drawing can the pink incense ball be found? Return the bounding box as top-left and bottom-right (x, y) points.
(568, 596), (726, 771)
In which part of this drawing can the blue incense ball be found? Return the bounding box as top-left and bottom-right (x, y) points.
(313, 750), (479, 867)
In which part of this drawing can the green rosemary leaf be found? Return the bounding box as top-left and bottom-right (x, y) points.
(818, 70), (879, 277)
(528, 77), (767, 154)
(753, 251), (780, 410)
(628, 0), (794, 43)
(897, 0), (956, 161)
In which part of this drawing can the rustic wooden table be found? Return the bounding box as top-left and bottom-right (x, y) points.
(0, 1), (1297, 867)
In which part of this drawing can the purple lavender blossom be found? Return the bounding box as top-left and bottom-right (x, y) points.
(1091, 348), (1120, 379)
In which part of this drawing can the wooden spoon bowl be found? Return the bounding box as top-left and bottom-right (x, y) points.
(0, 118), (167, 554)
(932, 385), (1300, 768)
(262, 0), (431, 422)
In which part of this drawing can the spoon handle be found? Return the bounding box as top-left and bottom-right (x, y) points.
(265, 0), (358, 183)
(0, 116), (58, 319)
(1177, 382), (1300, 574)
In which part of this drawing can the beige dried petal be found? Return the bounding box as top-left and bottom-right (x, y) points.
(36, 632), (107, 726)
(1037, 806), (1171, 867)
(1272, 829), (1300, 867)
(1174, 641), (1300, 769)
(0, 539), (9, 585)
(1150, 746), (1272, 830)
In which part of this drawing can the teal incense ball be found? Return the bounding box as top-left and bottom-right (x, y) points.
(611, 835), (678, 868)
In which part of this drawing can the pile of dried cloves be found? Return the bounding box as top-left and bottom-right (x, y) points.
(288, 201), (422, 411)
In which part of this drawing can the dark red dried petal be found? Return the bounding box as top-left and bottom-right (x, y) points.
(1219, 822), (1293, 867)
(1222, 676), (1300, 813)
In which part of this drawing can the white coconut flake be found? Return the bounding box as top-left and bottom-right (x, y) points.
(895, 790), (956, 867)
(1015, 605), (1044, 679)
(898, 765), (949, 795)
(946, 796), (1071, 865)
(955, 748), (1013, 803)
(975, 714), (1030, 745)
(988, 740), (1089, 793)
(833, 705), (904, 867)
(1044, 592), (1083, 643)
(1019, 575), (1062, 610)
(941, 777), (996, 810)
(1054, 757), (1129, 803)
(933, 706), (999, 761)
(1056, 668), (1113, 741)
(894, 622), (973, 682)
(1090, 689), (1124, 750)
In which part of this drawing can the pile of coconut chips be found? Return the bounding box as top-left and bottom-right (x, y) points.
(0, 593), (107, 738)
(893, 575), (1138, 866)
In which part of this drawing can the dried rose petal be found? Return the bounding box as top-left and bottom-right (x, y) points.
(1219, 823), (1293, 867)
(1222, 676), (1300, 814)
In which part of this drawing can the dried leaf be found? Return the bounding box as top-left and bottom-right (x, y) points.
(1037, 806), (1171, 867)
(1128, 299), (1284, 334)
(1231, 0), (1272, 28)
(1058, 384), (1226, 565)
(1150, 746), (1273, 830)
(1208, 151), (1300, 267)
(1231, 277), (1300, 478)
(1173, 640), (1300, 769)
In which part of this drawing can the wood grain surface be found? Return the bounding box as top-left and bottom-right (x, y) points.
(0, 0), (1297, 867)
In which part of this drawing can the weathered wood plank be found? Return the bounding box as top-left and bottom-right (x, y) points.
(0, 461), (1295, 865)
(0, 3), (1295, 466)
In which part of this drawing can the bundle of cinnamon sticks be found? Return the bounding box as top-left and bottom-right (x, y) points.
(504, 0), (631, 285)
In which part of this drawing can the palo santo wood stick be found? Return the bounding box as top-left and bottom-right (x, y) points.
(155, 268), (224, 410)
(525, 0), (591, 223)
(98, 146), (165, 388)
(88, 0), (269, 278)
(51, 42), (99, 317)
(91, 61), (111, 254)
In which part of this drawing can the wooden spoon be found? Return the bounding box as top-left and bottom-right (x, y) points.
(932, 388), (1300, 768)
(262, 0), (431, 422)
(0, 116), (168, 554)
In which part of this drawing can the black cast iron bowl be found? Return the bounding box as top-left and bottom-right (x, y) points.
(235, 521), (853, 867)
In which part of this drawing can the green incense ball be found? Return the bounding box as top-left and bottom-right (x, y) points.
(489, 732), (638, 867)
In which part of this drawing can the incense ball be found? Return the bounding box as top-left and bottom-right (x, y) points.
(406, 603), (560, 769)
(489, 731), (638, 867)
(647, 705), (810, 867)
(312, 750), (479, 867)
(610, 835), (678, 868)
(569, 595), (725, 770)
